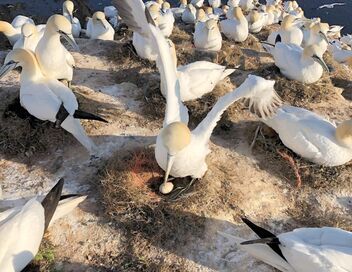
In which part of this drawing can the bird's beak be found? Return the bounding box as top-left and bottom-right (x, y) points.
(163, 154), (176, 184)
(99, 19), (108, 30)
(312, 55), (329, 72)
(319, 31), (329, 43)
(0, 61), (18, 79)
(59, 30), (80, 51)
(69, 14), (74, 24)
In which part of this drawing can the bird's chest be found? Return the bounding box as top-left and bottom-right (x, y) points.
(155, 136), (209, 178)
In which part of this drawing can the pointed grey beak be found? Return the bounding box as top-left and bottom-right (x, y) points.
(319, 31), (329, 43)
(163, 154), (176, 184)
(59, 30), (79, 51)
(0, 61), (18, 79)
(69, 14), (74, 24)
(312, 55), (329, 72)
(99, 19), (108, 30)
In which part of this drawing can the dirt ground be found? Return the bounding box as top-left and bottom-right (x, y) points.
(0, 19), (351, 272)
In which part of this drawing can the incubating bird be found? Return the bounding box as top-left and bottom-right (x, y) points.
(13, 23), (43, 52)
(194, 19), (222, 52)
(63, 0), (82, 38)
(260, 105), (352, 166)
(247, 10), (265, 33)
(264, 39), (329, 84)
(0, 179), (84, 272)
(220, 218), (352, 272)
(159, 2), (175, 38)
(209, 0), (221, 9)
(182, 4), (197, 24)
(113, 0), (282, 195)
(303, 22), (329, 57)
(268, 14), (303, 45)
(329, 40), (352, 63)
(0, 15), (35, 45)
(35, 15), (79, 86)
(161, 39), (236, 101)
(87, 11), (115, 40)
(0, 49), (107, 153)
(220, 7), (248, 42)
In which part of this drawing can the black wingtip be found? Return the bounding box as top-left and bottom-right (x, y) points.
(60, 194), (84, 200)
(275, 34), (282, 44)
(240, 237), (281, 245)
(41, 178), (64, 231)
(74, 110), (108, 123)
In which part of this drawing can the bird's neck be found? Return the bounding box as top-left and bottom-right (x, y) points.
(20, 55), (44, 83)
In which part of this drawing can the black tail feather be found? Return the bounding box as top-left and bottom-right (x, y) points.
(275, 34), (282, 44)
(41, 179), (64, 231)
(241, 237), (281, 245)
(74, 110), (108, 123)
(241, 218), (287, 262)
(60, 194), (84, 200)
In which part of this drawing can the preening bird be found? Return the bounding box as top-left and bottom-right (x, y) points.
(247, 10), (265, 33)
(63, 0), (82, 38)
(35, 15), (79, 86)
(161, 39), (236, 101)
(0, 15), (35, 46)
(0, 179), (85, 272)
(220, 217), (352, 272)
(263, 39), (329, 84)
(0, 49), (108, 153)
(302, 22), (328, 57)
(260, 105), (352, 166)
(13, 23), (44, 52)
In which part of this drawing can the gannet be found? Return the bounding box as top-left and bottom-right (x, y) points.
(35, 15), (79, 86)
(318, 3), (346, 9)
(0, 15), (34, 45)
(209, 0), (221, 9)
(259, 105), (352, 166)
(303, 23), (329, 57)
(194, 18), (222, 52)
(0, 49), (108, 153)
(63, 0), (82, 38)
(220, 218), (352, 272)
(87, 11), (115, 40)
(204, 7), (219, 20)
(13, 23), (44, 52)
(171, 0), (187, 18)
(191, 0), (205, 8)
(247, 10), (265, 33)
(262, 5), (277, 26)
(239, 0), (255, 11)
(113, 0), (282, 194)
(182, 4), (197, 24)
(159, 2), (175, 38)
(104, 6), (119, 28)
(267, 14), (303, 45)
(329, 40), (352, 63)
(264, 41), (329, 84)
(161, 39), (236, 101)
(220, 7), (248, 42)
(196, 9), (208, 23)
(328, 25), (344, 39)
(0, 179), (85, 272)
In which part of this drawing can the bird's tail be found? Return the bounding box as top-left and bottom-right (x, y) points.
(49, 194), (87, 227)
(61, 116), (97, 154)
(218, 231), (293, 272)
(41, 178), (64, 231)
(220, 68), (236, 80)
(73, 110), (108, 123)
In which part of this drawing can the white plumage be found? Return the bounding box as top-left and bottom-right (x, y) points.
(194, 19), (222, 52)
(87, 11), (115, 41)
(220, 7), (248, 42)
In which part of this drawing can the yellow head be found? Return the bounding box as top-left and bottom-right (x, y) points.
(149, 3), (160, 13)
(162, 1), (171, 10)
(21, 23), (37, 37)
(336, 120), (352, 148)
(46, 14), (72, 34)
(249, 10), (260, 23)
(0, 21), (14, 35)
(93, 11), (106, 21)
(196, 9), (206, 21)
(233, 7), (244, 20)
(281, 14), (295, 29)
(205, 7), (213, 15)
(161, 122), (191, 155)
(156, 0), (164, 4)
(63, 0), (74, 14)
(205, 19), (218, 30)
(180, 0), (187, 4)
(292, 0), (298, 9)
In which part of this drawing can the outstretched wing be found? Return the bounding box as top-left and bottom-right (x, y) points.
(113, 0), (188, 126)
